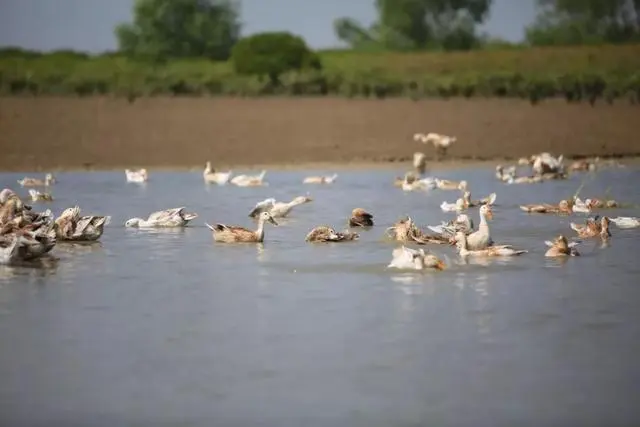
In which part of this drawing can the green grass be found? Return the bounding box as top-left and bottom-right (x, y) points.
(1, 44), (639, 103)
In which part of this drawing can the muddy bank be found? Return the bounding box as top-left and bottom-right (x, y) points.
(1, 97), (639, 171)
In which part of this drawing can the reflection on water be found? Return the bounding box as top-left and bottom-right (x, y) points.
(1, 166), (640, 426)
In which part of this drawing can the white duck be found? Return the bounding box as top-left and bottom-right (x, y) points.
(387, 246), (446, 271)
(609, 217), (640, 229)
(440, 197), (466, 213)
(28, 189), (53, 202)
(454, 232), (527, 257)
(532, 153), (564, 175)
(572, 197), (592, 214)
(125, 207), (198, 228)
(428, 213), (474, 236)
(303, 174), (338, 184)
(203, 162), (232, 185)
(402, 175), (436, 192)
(125, 169), (148, 183)
(465, 204), (495, 250)
(230, 170), (267, 187)
(17, 173), (55, 187)
(248, 196), (312, 219)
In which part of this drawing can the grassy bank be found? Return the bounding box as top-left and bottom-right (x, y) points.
(1, 44), (639, 103)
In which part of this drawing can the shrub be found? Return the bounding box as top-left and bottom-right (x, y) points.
(231, 32), (322, 84)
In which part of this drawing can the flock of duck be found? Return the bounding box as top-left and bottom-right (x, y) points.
(1, 147), (638, 270)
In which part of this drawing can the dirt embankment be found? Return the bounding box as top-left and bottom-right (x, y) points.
(1, 97), (639, 171)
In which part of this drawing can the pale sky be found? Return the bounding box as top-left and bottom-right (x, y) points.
(0, 0), (537, 52)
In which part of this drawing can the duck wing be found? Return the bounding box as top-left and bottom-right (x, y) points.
(305, 226), (339, 242)
(249, 198), (276, 218)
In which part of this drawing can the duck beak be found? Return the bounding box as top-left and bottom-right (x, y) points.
(268, 216), (278, 226)
(435, 260), (446, 270)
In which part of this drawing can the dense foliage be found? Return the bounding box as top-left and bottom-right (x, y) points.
(526, 0), (640, 46)
(231, 32), (321, 84)
(1, 44), (639, 105)
(335, 0), (492, 51)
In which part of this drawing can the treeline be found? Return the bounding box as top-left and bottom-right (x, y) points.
(2, 44), (639, 105)
(1, 0), (640, 103)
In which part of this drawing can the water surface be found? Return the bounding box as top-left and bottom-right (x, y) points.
(1, 165), (639, 427)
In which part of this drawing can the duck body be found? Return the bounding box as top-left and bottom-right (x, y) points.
(125, 207), (198, 228)
(428, 214), (474, 237)
(203, 162), (232, 185)
(349, 208), (374, 227)
(230, 170), (267, 187)
(609, 216), (640, 229)
(440, 198), (466, 213)
(386, 217), (451, 245)
(462, 191), (496, 207)
(455, 232), (526, 257)
(206, 211), (277, 243)
(249, 196), (312, 219)
(54, 206), (110, 242)
(17, 173), (55, 187)
(570, 216), (611, 239)
(305, 226), (359, 242)
(435, 179), (467, 191)
(572, 197), (592, 213)
(387, 246), (446, 271)
(465, 204), (495, 250)
(125, 169), (148, 183)
(28, 189), (53, 202)
(520, 200), (571, 214)
(544, 235), (580, 257)
(303, 174), (338, 184)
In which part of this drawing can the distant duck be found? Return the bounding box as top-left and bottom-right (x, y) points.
(435, 179), (467, 191)
(17, 173), (55, 187)
(305, 226), (359, 242)
(348, 208), (374, 227)
(125, 168), (148, 183)
(303, 174), (338, 184)
(205, 211), (278, 243)
(248, 196), (312, 219)
(387, 245), (446, 271)
(28, 189), (53, 202)
(230, 170), (267, 187)
(203, 161), (232, 185)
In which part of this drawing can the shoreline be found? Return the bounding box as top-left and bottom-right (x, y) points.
(3, 97), (639, 173)
(2, 155), (639, 174)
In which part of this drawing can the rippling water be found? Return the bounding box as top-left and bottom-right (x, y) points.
(1, 165), (639, 427)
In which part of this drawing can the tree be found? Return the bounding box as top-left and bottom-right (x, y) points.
(334, 0), (492, 51)
(114, 0), (241, 60)
(526, 0), (640, 45)
(231, 32), (322, 85)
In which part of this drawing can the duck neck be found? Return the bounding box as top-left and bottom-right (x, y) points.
(204, 163), (212, 174)
(287, 199), (304, 209)
(479, 211), (489, 230)
(255, 218), (266, 242)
